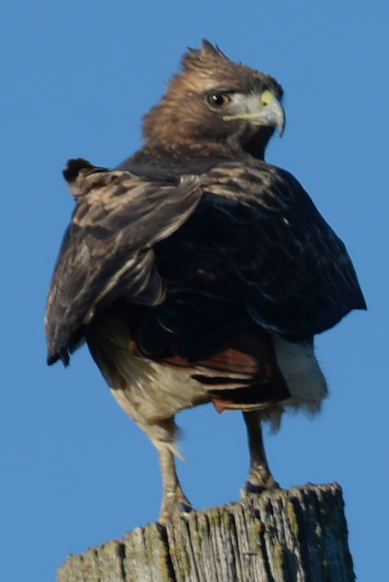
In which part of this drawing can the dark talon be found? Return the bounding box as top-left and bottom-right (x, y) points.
(242, 480), (280, 497)
(178, 501), (193, 514)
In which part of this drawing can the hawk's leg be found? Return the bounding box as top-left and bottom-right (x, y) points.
(241, 411), (279, 496)
(149, 417), (192, 523)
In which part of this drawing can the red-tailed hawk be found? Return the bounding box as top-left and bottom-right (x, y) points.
(46, 41), (366, 521)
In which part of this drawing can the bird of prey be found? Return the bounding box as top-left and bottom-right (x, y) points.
(46, 41), (366, 522)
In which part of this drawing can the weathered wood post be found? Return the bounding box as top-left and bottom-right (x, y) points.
(57, 483), (355, 582)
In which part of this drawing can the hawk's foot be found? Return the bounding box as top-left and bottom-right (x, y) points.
(158, 491), (193, 523)
(240, 466), (280, 499)
(241, 477), (280, 498)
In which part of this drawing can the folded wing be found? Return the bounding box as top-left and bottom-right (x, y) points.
(46, 158), (366, 366)
(149, 161), (366, 355)
(45, 159), (202, 364)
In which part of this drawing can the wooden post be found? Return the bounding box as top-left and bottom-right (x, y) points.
(57, 483), (355, 582)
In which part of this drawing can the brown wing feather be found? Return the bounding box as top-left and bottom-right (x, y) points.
(45, 159), (202, 364)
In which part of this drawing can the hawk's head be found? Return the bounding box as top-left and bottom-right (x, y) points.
(142, 40), (284, 159)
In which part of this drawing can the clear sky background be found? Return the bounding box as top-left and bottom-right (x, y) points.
(1, 1), (387, 580)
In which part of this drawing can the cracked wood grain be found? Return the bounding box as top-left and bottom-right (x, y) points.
(57, 483), (355, 582)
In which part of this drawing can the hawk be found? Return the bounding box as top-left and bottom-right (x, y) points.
(46, 41), (366, 521)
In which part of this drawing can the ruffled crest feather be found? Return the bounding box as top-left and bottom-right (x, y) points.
(181, 40), (229, 72)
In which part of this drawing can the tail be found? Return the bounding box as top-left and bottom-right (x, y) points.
(158, 332), (290, 412)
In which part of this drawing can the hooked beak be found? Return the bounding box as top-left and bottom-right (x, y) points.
(223, 90), (285, 136)
(255, 91), (285, 136)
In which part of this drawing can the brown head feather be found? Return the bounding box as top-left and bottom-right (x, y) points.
(141, 40), (283, 157)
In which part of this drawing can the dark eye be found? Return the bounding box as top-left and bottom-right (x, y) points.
(207, 93), (231, 108)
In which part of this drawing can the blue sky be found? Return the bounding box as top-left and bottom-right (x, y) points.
(1, 1), (387, 580)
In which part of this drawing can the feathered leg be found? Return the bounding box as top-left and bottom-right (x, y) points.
(241, 411), (279, 496)
(148, 417), (192, 523)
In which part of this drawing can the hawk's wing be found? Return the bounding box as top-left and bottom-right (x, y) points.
(46, 158), (366, 366)
(147, 161), (366, 357)
(45, 159), (202, 364)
